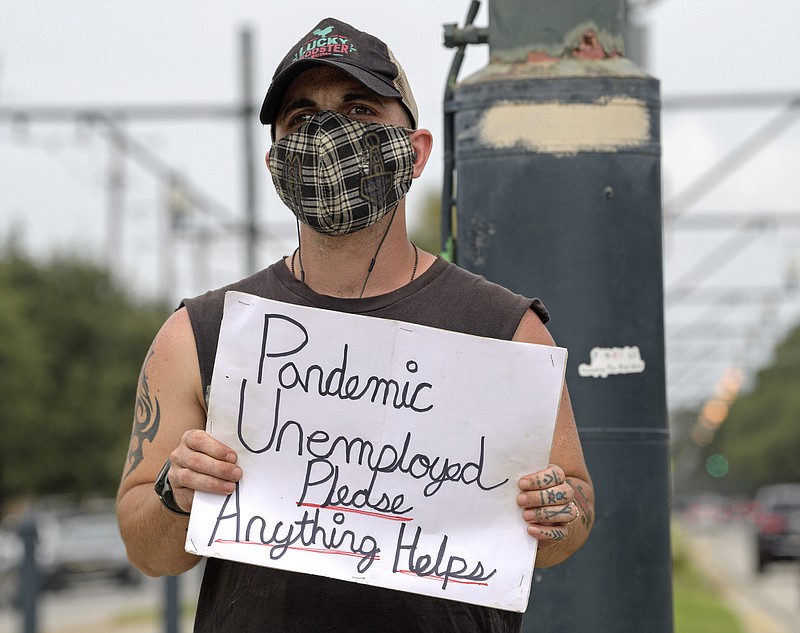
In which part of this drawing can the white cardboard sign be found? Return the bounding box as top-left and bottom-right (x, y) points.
(186, 292), (566, 612)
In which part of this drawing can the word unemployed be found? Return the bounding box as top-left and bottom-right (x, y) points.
(236, 383), (509, 501)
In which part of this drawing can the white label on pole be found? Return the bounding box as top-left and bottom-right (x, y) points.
(578, 345), (646, 378)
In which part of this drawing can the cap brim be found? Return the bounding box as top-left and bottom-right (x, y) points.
(259, 58), (402, 125)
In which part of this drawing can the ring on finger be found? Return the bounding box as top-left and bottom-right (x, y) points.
(566, 502), (580, 525)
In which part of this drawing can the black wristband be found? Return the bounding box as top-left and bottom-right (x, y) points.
(154, 458), (190, 516)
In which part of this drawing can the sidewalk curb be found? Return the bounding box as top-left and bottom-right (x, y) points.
(686, 537), (788, 633)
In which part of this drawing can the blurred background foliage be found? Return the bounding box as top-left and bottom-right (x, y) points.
(712, 325), (800, 492)
(672, 321), (800, 498)
(0, 237), (168, 511)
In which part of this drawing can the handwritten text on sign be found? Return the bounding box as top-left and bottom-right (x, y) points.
(186, 292), (567, 612)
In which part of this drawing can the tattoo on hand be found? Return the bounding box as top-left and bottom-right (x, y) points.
(542, 528), (566, 541)
(532, 468), (560, 489)
(567, 478), (594, 529)
(125, 348), (161, 477)
(540, 489), (568, 505)
(541, 505), (573, 522)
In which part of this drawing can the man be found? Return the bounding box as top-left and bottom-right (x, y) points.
(117, 17), (594, 633)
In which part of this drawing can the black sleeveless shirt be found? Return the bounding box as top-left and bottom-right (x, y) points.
(182, 257), (547, 633)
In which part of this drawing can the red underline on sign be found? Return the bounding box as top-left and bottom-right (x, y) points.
(213, 539), (380, 561)
(298, 502), (414, 522)
(395, 569), (490, 587)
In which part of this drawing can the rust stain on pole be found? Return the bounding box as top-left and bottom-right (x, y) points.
(572, 29), (622, 60)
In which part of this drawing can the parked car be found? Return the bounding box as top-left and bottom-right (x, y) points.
(679, 492), (732, 530)
(37, 511), (141, 590)
(0, 508), (141, 599)
(752, 483), (800, 573)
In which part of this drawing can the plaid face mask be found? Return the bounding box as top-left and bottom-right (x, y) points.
(269, 111), (415, 236)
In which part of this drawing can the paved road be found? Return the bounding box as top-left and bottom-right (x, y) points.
(0, 567), (202, 633)
(684, 520), (799, 633)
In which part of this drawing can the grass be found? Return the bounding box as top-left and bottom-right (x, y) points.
(672, 525), (746, 633)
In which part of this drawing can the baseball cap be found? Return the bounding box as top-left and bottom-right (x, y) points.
(259, 18), (418, 129)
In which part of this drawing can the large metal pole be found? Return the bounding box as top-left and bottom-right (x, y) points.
(446, 1), (671, 631)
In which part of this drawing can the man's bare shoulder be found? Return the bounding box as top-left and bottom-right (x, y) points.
(144, 307), (204, 410)
(157, 306), (196, 350)
(512, 307), (557, 347)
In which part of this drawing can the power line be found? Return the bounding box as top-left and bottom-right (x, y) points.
(95, 117), (245, 231)
(668, 210), (800, 229)
(666, 103), (800, 217)
(666, 288), (789, 306)
(0, 104), (241, 122)
(664, 220), (778, 305)
(0, 27), (261, 277)
(663, 92), (800, 110)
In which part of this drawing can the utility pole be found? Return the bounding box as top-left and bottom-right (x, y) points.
(443, 2), (671, 631)
(106, 122), (126, 273)
(240, 28), (259, 275)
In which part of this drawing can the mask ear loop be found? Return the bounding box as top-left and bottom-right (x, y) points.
(294, 218), (305, 283)
(358, 204), (399, 299)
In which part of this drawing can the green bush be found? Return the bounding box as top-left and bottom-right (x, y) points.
(0, 244), (168, 509)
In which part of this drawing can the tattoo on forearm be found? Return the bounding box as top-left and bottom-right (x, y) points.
(125, 348), (161, 477)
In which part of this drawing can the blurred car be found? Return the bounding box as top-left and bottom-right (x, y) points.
(0, 508), (141, 600)
(680, 492), (732, 531)
(752, 483), (800, 573)
(37, 511), (141, 590)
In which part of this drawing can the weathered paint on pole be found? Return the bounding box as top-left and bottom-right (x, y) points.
(446, 1), (672, 630)
(488, 0), (625, 61)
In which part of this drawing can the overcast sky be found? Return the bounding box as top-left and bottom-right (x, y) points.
(1, 0), (799, 407)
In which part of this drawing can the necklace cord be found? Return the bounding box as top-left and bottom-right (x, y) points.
(290, 206), (419, 297)
(292, 219), (305, 282)
(358, 205), (398, 298)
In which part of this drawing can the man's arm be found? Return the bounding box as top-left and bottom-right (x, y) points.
(116, 307), (241, 576)
(512, 308), (595, 568)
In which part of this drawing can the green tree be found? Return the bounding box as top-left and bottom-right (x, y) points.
(711, 323), (800, 493)
(0, 243), (168, 510)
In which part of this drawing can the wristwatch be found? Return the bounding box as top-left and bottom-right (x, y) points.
(154, 458), (191, 516)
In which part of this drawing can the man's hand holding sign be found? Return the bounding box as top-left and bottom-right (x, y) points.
(176, 293), (578, 611)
